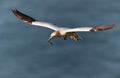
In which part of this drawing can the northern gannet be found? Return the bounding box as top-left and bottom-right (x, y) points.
(12, 9), (115, 45)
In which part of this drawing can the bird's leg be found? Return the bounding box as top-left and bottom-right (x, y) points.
(63, 36), (67, 40)
(48, 37), (54, 45)
(69, 32), (80, 42)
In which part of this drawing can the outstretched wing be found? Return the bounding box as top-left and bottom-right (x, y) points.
(12, 9), (59, 30)
(65, 24), (115, 32)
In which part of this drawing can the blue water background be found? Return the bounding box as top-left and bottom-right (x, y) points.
(0, 0), (120, 78)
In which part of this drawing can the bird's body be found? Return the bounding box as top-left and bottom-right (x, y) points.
(12, 9), (115, 45)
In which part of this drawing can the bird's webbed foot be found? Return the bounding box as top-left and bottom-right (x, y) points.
(69, 32), (80, 42)
(63, 36), (67, 40)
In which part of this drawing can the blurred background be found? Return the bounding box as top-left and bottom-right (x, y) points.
(0, 0), (120, 78)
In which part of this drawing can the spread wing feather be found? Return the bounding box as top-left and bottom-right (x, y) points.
(65, 24), (115, 32)
(12, 9), (59, 30)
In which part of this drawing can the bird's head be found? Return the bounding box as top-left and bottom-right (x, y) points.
(48, 31), (60, 45)
(50, 31), (60, 38)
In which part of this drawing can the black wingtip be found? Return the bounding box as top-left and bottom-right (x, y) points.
(11, 9), (20, 17)
(12, 9), (36, 24)
(90, 24), (115, 32)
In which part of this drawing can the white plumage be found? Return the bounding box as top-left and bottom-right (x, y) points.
(32, 21), (59, 30)
(12, 9), (115, 45)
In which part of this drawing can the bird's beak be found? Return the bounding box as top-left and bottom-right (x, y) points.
(48, 37), (54, 45)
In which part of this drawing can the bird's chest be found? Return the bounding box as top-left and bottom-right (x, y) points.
(59, 31), (66, 36)
(58, 28), (68, 36)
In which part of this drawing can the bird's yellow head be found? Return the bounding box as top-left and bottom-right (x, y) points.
(50, 31), (60, 38)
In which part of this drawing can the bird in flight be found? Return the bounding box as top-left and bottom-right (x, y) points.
(12, 9), (115, 45)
